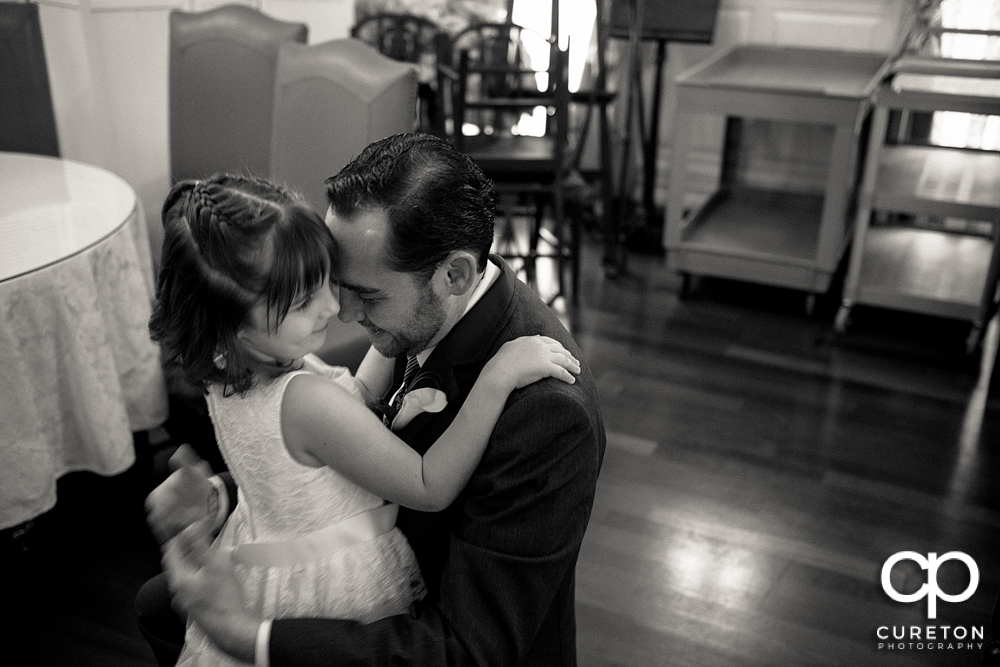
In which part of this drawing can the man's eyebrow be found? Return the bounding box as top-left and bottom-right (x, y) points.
(337, 281), (380, 295)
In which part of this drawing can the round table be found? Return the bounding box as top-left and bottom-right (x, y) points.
(0, 152), (168, 530)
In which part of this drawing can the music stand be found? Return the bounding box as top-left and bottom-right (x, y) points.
(610, 0), (719, 238)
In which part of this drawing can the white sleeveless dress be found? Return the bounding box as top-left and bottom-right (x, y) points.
(176, 355), (425, 667)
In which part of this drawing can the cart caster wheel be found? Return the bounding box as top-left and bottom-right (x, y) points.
(966, 325), (983, 356)
(678, 272), (692, 299)
(601, 246), (625, 280)
(834, 305), (851, 335)
(804, 294), (817, 318)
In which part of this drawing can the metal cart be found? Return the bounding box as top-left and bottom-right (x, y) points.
(664, 44), (890, 313)
(834, 35), (1000, 354)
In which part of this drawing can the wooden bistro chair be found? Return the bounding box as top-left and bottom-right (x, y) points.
(442, 22), (576, 305)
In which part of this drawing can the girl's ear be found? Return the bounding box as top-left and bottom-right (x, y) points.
(439, 251), (478, 296)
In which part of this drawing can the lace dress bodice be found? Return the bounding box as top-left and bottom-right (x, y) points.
(210, 360), (382, 544)
(176, 355), (424, 667)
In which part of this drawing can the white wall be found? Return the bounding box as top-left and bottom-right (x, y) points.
(34, 0), (354, 263)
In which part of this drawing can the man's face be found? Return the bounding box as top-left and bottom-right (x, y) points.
(326, 206), (446, 358)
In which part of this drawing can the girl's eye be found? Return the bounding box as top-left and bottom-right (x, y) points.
(359, 296), (378, 307)
(297, 294), (314, 311)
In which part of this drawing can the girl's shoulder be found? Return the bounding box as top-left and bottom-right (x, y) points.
(279, 366), (373, 467)
(300, 354), (365, 400)
(282, 368), (366, 420)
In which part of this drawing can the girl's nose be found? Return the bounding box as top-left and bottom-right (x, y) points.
(319, 284), (339, 318)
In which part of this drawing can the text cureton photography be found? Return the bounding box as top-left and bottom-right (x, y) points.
(876, 551), (987, 654)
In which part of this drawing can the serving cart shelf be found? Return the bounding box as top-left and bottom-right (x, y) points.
(677, 187), (825, 290)
(849, 226), (995, 320)
(665, 44), (891, 310)
(835, 52), (1000, 353)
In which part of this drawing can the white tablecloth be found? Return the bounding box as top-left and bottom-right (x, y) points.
(0, 152), (168, 529)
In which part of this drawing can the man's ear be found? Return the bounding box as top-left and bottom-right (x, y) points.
(439, 251), (479, 296)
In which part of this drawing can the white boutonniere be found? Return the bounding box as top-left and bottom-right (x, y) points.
(391, 387), (448, 431)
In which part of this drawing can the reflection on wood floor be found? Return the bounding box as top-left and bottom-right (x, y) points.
(5, 235), (999, 666)
(555, 242), (1000, 667)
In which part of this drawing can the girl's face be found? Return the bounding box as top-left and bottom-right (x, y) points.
(239, 279), (339, 364)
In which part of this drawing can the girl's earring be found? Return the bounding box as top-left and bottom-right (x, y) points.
(213, 352), (227, 370)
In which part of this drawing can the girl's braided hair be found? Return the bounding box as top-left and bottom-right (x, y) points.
(150, 173), (335, 395)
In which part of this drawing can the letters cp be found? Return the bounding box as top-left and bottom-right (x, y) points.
(881, 551), (979, 619)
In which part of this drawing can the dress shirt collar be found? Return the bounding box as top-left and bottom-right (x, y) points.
(415, 258), (500, 367)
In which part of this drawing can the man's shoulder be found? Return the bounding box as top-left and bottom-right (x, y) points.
(501, 293), (600, 419)
(500, 280), (578, 347)
(490, 376), (605, 472)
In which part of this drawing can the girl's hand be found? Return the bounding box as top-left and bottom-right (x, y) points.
(145, 444), (217, 544)
(484, 335), (581, 391)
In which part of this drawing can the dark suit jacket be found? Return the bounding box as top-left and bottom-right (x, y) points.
(270, 256), (606, 666)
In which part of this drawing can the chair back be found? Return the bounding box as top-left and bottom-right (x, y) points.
(169, 4), (306, 182)
(269, 38), (417, 214)
(444, 22), (578, 304)
(0, 1), (58, 156)
(450, 22), (566, 146)
(453, 22), (548, 96)
(351, 12), (439, 65)
(451, 22), (568, 174)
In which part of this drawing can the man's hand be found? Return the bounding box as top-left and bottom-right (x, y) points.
(163, 519), (258, 663)
(146, 444), (216, 544)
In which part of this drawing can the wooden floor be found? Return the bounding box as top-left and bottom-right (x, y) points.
(566, 241), (1000, 667)
(4, 236), (999, 667)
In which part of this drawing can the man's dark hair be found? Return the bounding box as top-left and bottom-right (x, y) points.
(325, 133), (497, 278)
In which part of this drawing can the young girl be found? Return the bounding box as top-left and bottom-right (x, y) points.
(148, 173), (580, 667)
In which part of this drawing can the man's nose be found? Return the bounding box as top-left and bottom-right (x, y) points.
(337, 286), (364, 323)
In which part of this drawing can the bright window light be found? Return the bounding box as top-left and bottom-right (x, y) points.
(512, 106), (548, 137)
(511, 0), (597, 93)
(930, 0), (1000, 150)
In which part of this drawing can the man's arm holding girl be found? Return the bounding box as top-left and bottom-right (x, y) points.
(267, 385), (603, 666)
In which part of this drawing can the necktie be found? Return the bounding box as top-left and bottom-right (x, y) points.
(390, 355), (420, 411)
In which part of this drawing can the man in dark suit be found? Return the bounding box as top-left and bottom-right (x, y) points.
(142, 132), (605, 666)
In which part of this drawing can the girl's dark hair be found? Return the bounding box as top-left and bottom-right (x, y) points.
(149, 173), (335, 395)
